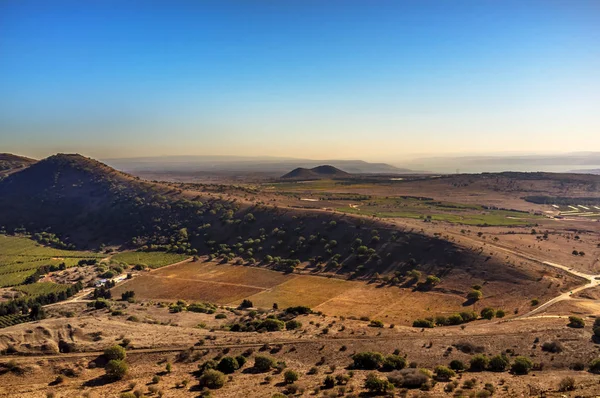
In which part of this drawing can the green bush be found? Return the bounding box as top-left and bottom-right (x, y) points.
(469, 354), (489, 372)
(488, 355), (510, 372)
(382, 355), (406, 371)
(285, 320), (302, 330)
(105, 359), (128, 380)
(258, 318), (285, 332)
(467, 290), (483, 301)
(254, 355), (276, 372)
(568, 316), (585, 328)
(199, 369), (226, 389)
(283, 369), (299, 384)
(480, 307), (495, 320)
(352, 352), (384, 369)
(511, 356), (533, 375)
(589, 358), (600, 374)
(364, 372), (394, 394)
(104, 345), (127, 361)
(434, 365), (456, 381)
(449, 360), (465, 371)
(369, 320), (384, 328)
(217, 357), (239, 374)
(412, 319), (434, 328)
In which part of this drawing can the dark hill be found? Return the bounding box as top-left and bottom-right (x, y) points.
(0, 153), (36, 177)
(281, 165), (350, 179)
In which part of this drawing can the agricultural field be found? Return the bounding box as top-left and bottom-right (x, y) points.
(13, 282), (72, 297)
(110, 251), (190, 269)
(0, 234), (103, 287)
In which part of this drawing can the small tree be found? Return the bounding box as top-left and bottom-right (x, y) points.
(449, 360), (465, 371)
(323, 375), (335, 389)
(382, 355), (406, 371)
(199, 369), (226, 389)
(284, 370), (299, 384)
(480, 307), (495, 320)
(352, 352), (384, 370)
(488, 355), (510, 372)
(285, 320), (302, 330)
(467, 289), (483, 301)
(239, 299), (253, 309)
(568, 316), (585, 328)
(511, 356), (533, 375)
(217, 357), (239, 374)
(434, 365), (456, 381)
(364, 373), (394, 394)
(254, 355), (275, 372)
(104, 345), (127, 361)
(105, 359), (128, 380)
(469, 354), (489, 372)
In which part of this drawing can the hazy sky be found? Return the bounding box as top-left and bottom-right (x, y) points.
(1, 1), (599, 162)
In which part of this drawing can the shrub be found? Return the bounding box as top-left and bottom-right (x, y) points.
(364, 372), (394, 394)
(352, 352), (384, 369)
(217, 357), (239, 374)
(488, 355), (510, 372)
(258, 319), (285, 332)
(387, 368), (430, 389)
(469, 355), (489, 372)
(198, 360), (218, 373)
(323, 375), (335, 389)
(559, 376), (576, 391)
(369, 320), (384, 328)
(254, 355), (275, 372)
(382, 355), (406, 371)
(285, 320), (302, 330)
(568, 316), (585, 328)
(412, 319), (434, 328)
(239, 299), (253, 309)
(105, 359), (128, 380)
(104, 345), (127, 361)
(511, 356), (533, 375)
(449, 360), (465, 371)
(120, 394), (136, 398)
(198, 369), (226, 389)
(152, 375), (160, 384)
(467, 290), (483, 301)
(480, 308), (495, 320)
(541, 341), (563, 353)
(589, 358), (600, 374)
(434, 365), (456, 381)
(495, 309), (506, 318)
(215, 313), (226, 319)
(284, 369), (299, 384)
(235, 355), (247, 368)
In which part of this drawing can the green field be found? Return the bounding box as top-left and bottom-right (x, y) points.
(335, 197), (542, 226)
(111, 251), (190, 269)
(0, 234), (103, 287)
(15, 282), (72, 297)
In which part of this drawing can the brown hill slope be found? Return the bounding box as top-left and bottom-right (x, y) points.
(0, 153), (36, 178)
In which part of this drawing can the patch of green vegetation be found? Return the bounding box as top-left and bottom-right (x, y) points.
(0, 234), (103, 287)
(14, 282), (72, 297)
(111, 251), (189, 269)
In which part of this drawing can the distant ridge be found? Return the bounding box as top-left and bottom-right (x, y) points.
(0, 153), (36, 177)
(281, 165), (350, 179)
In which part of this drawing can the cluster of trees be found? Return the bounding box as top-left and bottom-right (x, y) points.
(228, 306), (310, 333)
(413, 311), (479, 328)
(0, 281), (84, 323)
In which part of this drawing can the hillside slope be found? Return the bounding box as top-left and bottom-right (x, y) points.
(0, 153), (36, 178)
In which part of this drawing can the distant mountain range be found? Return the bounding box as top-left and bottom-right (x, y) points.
(281, 165), (351, 179)
(0, 153), (36, 178)
(104, 155), (413, 175)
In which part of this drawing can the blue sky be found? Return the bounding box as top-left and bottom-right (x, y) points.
(1, 1), (599, 161)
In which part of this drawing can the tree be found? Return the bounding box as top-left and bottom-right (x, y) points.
(568, 316), (585, 328)
(104, 345), (127, 361)
(382, 355), (406, 371)
(254, 355), (275, 372)
(364, 373), (394, 394)
(589, 358), (600, 374)
(105, 359), (128, 380)
(352, 352), (384, 370)
(434, 365), (456, 381)
(199, 369), (226, 389)
(30, 303), (44, 320)
(480, 307), (495, 320)
(488, 355), (510, 372)
(511, 356), (533, 375)
(285, 320), (302, 330)
(467, 289), (483, 301)
(283, 370), (298, 384)
(239, 299), (253, 309)
(217, 357), (239, 374)
(449, 360), (465, 371)
(469, 354), (489, 372)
